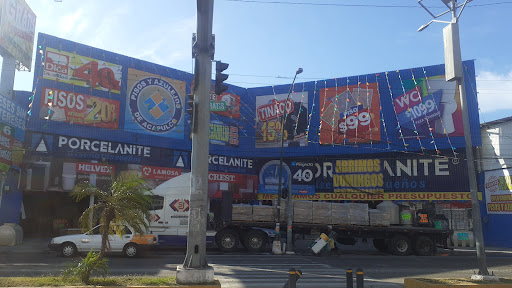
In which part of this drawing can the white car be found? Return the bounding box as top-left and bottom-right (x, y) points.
(48, 225), (157, 257)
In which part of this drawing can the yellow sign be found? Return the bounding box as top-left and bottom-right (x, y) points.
(257, 192), (472, 201)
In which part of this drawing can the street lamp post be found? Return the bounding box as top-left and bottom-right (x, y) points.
(417, 0), (491, 278)
(273, 68), (303, 255)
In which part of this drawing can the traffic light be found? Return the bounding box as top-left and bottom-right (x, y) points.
(215, 61), (229, 95)
(186, 93), (197, 133)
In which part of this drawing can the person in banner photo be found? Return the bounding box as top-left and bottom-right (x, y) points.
(255, 93), (309, 148)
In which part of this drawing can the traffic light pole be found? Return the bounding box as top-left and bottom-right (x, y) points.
(176, 0), (215, 284)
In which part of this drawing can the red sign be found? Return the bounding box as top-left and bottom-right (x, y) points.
(40, 87), (120, 129)
(210, 92), (241, 119)
(208, 172), (239, 183)
(76, 162), (114, 175)
(257, 99), (294, 122)
(142, 165), (182, 180)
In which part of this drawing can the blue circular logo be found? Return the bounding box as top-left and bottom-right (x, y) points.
(129, 77), (183, 133)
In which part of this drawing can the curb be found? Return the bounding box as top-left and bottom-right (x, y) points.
(0, 281), (221, 288)
(404, 278), (512, 288)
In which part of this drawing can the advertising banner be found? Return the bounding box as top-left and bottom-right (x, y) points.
(40, 87), (120, 129)
(1, 137), (26, 171)
(257, 154), (469, 200)
(0, 94), (27, 171)
(43, 47), (122, 93)
(210, 120), (239, 147)
(125, 68), (185, 138)
(319, 83), (381, 144)
(210, 92), (241, 119)
(392, 76), (464, 139)
(258, 159), (315, 196)
(0, 94), (27, 133)
(0, 0), (36, 69)
(255, 92), (308, 148)
(485, 169), (512, 214)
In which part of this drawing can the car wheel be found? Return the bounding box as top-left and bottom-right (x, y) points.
(390, 235), (412, 256)
(61, 242), (77, 257)
(216, 229), (239, 252)
(414, 236), (436, 256)
(124, 243), (138, 257)
(243, 230), (268, 253)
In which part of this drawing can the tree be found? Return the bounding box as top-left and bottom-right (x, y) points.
(71, 172), (152, 260)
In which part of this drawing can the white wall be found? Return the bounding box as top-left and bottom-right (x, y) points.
(479, 120), (512, 172)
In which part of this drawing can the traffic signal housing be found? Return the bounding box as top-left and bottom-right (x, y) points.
(186, 93), (197, 133)
(215, 61), (229, 95)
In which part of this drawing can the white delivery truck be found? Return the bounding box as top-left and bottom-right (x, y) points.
(148, 173), (452, 256)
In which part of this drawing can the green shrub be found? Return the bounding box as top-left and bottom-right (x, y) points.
(61, 251), (109, 284)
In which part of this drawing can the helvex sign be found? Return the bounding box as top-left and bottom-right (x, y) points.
(76, 162), (114, 175)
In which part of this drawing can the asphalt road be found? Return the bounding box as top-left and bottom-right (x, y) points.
(1, 241), (511, 288)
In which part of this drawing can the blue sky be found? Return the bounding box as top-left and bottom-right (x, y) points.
(10, 0), (512, 123)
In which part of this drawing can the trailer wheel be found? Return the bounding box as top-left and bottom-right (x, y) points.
(390, 235), (412, 256)
(372, 239), (388, 253)
(243, 230), (268, 252)
(414, 236), (436, 256)
(216, 229), (239, 252)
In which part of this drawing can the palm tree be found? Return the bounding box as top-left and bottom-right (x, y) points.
(71, 172), (152, 259)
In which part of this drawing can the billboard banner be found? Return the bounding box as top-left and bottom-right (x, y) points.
(0, 0), (36, 69)
(485, 169), (512, 214)
(43, 47), (122, 94)
(392, 76), (464, 140)
(40, 87), (120, 129)
(257, 153), (469, 200)
(258, 159), (315, 196)
(125, 68), (185, 138)
(255, 92), (308, 148)
(0, 94), (27, 171)
(210, 121), (239, 147)
(319, 83), (381, 144)
(210, 92), (241, 119)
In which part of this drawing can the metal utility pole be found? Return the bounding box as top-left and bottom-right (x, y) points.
(176, 0), (214, 284)
(274, 68), (302, 254)
(418, 0), (489, 277)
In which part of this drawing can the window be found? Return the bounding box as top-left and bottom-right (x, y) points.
(151, 195), (164, 210)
